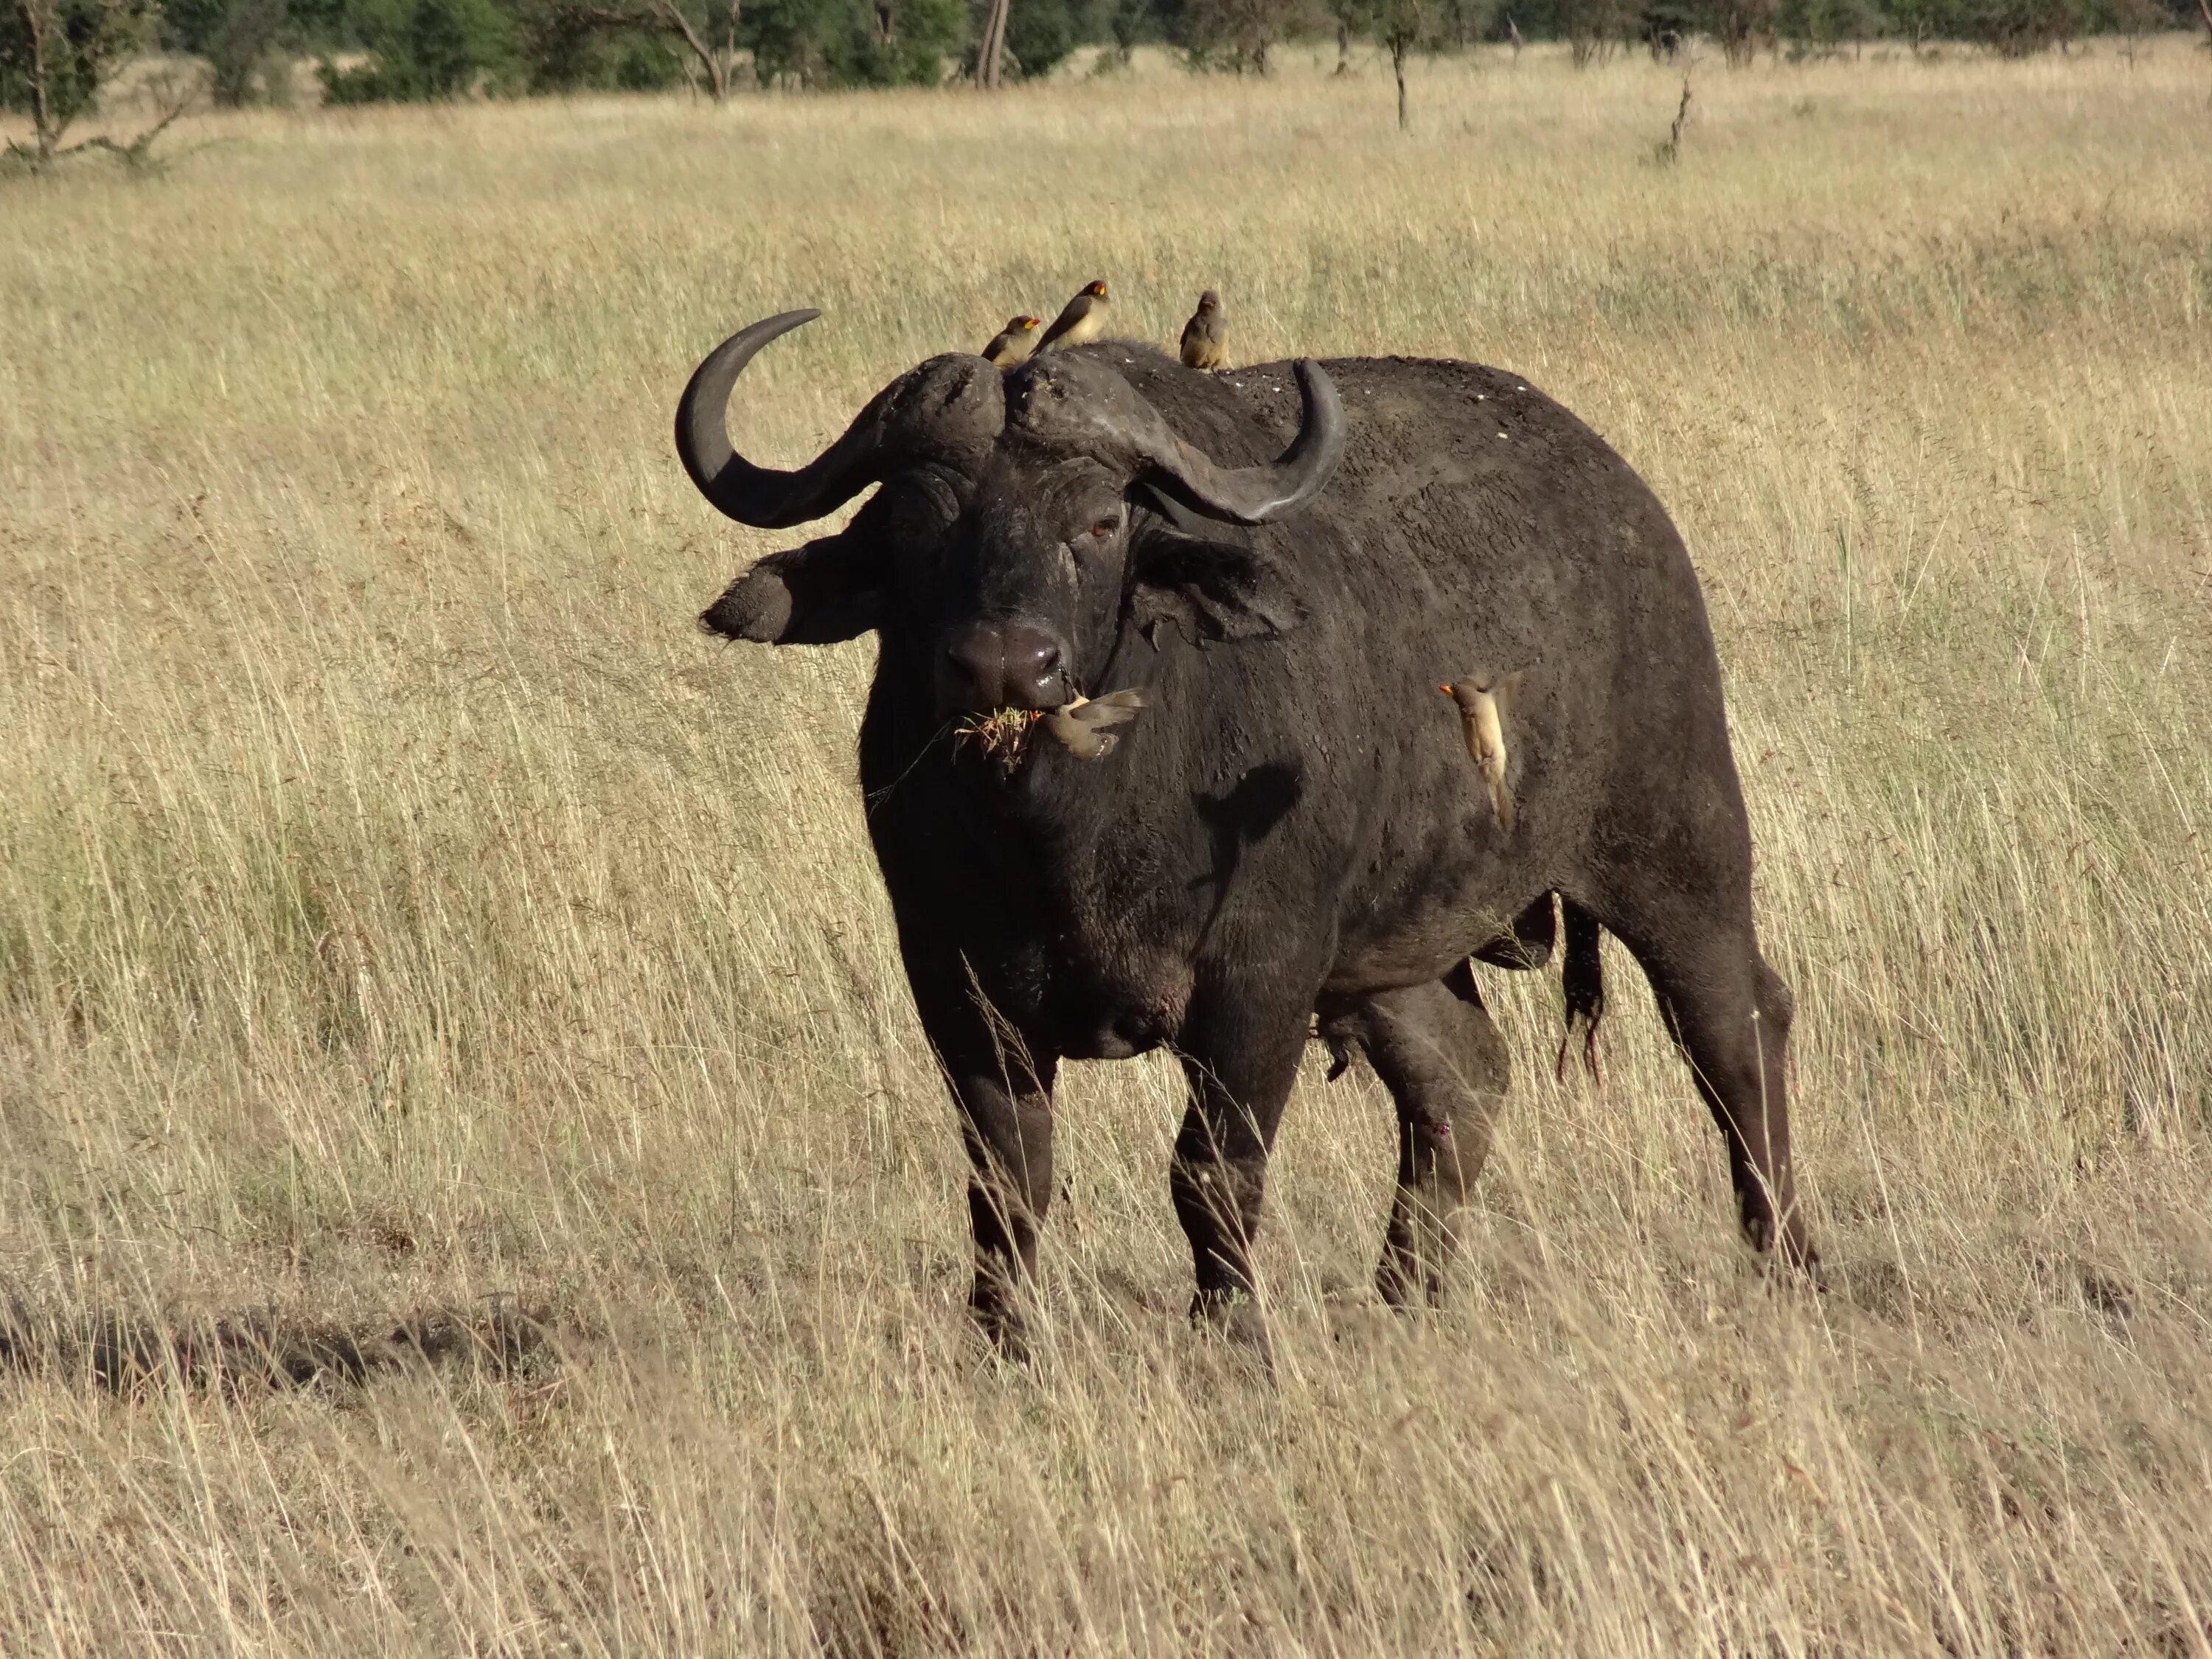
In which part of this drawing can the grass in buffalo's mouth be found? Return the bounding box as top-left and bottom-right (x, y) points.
(954, 706), (1040, 771)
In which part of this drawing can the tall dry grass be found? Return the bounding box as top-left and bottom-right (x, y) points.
(3, 38), (2211, 1656)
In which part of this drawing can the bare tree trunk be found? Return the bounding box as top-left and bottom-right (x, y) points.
(1392, 37), (1408, 128)
(1335, 18), (1349, 71)
(587, 1), (734, 97)
(2198, 0), (2212, 106)
(978, 0), (1010, 86)
(656, 0), (729, 97)
(26, 0), (60, 161)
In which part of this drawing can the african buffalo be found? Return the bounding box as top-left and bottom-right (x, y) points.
(678, 311), (1814, 1354)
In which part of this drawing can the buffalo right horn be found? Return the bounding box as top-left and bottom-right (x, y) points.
(1009, 352), (1347, 529)
(675, 311), (1006, 529)
(1137, 359), (1347, 526)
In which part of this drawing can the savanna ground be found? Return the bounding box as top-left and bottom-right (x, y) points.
(4, 36), (2212, 1656)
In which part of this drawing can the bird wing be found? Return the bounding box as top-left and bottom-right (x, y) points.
(1063, 688), (1150, 728)
(1492, 670), (1523, 721)
(1037, 295), (1093, 347)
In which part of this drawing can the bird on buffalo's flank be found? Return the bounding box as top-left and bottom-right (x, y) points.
(1036, 279), (1110, 354)
(1179, 290), (1229, 372)
(1041, 688), (1149, 760)
(1441, 674), (1523, 833)
(982, 315), (1042, 368)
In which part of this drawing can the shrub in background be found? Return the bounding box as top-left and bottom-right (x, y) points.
(318, 0), (518, 100)
(1, 0), (164, 161)
(164, 0), (293, 102)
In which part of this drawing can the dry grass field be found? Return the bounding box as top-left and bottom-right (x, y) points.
(4, 38), (2212, 1655)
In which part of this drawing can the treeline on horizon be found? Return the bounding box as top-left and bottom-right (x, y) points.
(14, 0), (2205, 116)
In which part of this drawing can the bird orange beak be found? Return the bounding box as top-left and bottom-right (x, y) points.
(1438, 684), (1454, 697)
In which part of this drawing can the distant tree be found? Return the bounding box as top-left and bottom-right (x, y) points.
(1, 0), (185, 166)
(164, 0), (292, 102)
(1641, 0), (1691, 54)
(1097, 0), (1145, 67)
(516, 0), (685, 87)
(1561, 0), (1628, 61)
(535, 0), (743, 96)
(1375, 0), (1432, 125)
(1705, 0), (1773, 62)
(744, 0), (964, 84)
(1166, 0), (1301, 72)
(974, 0), (1006, 77)
(1001, 0), (1071, 74)
(1436, 0), (1489, 44)
(2098, 0), (2165, 60)
(1778, 0), (1882, 55)
(316, 0), (521, 97)
(1962, 0), (2076, 53)
(1326, 0), (1365, 69)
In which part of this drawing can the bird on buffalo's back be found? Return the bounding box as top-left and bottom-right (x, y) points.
(1441, 675), (1521, 833)
(983, 315), (1042, 367)
(1179, 290), (1229, 371)
(1037, 280), (1110, 353)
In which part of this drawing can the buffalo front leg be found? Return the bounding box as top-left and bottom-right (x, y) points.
(1169, 975), (1316, 1352)
(906, 964), (1060, 1356)
(1322, 963), (1512, 1309)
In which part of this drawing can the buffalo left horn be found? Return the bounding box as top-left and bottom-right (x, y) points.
(675, 310), (1005, 529)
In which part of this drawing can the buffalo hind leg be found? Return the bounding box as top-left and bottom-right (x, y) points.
(1597, 885), (1816, 1269)
(1322, 963), (1511, 1308)
(1170, 973), (1317, 1354)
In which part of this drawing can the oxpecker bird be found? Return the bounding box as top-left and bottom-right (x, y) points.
(1441, 675), (1522, 833)
(982, 315), (1042, 368)
(1179, 290), (1229, 371)
(1041, 689), (1149, 760)
(1037, 280), (1110, 353)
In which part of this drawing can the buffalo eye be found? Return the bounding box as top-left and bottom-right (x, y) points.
(1089, 515), (1121, 540)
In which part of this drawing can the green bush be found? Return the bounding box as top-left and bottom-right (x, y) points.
(746, 0), (966, 86)
(164, 0), (292, 103)
(1004, 0), (1074, 76)
(317, 0), (518, 100)
(519, 0), (686, 92)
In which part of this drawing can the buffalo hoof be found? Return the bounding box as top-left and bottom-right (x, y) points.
(970, 1278), (1033, 1365)
(1189, 1287), (1273, 1367)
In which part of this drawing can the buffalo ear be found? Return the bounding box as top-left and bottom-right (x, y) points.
(1127, 528), (1305, 647)
(700, 534), (886, 644)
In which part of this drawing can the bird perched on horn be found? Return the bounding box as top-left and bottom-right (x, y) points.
(982, 315), (1042, 368)
(1179, 290), (1229, 371)
(1040, 689), (1150, 760)
(1036, 280), (1110, 353)
(1441, 674), (1522, 833)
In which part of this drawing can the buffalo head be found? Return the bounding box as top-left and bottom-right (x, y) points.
(679, 310), (1346, 717)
